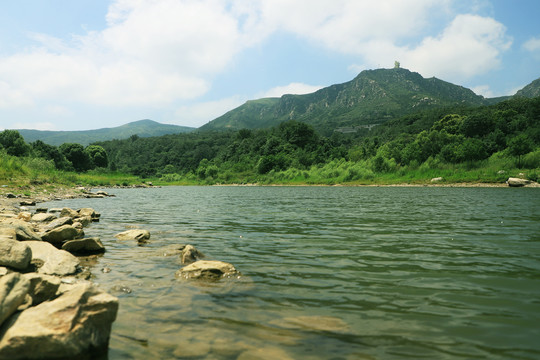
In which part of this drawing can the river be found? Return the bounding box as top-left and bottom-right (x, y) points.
(42, 186), (540, 359)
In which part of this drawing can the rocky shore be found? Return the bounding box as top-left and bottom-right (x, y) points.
(0, 185), (241, 359)
(0, 187), (119, 359)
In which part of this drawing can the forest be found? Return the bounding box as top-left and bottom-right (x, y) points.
(1, 96), (539, 186)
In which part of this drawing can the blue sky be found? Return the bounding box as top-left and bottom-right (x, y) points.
(1, 0), (539, 131)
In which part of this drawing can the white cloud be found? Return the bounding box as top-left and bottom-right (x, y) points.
(523, 36), (540, 52)
(471, 85), (492, 98)
(261, 83), (323, 98)
(174, 96), (248, 127)
(400, 14), (511, 81)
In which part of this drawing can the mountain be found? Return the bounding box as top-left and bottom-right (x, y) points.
(17, 119), (194, 146)
(515, 78), (540, 98)
(200, 68), (492, 135)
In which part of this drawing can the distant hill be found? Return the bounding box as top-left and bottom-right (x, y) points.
(17, 119), (194, 146)
(200, 68), (493, 135)
(515, 78), (540, 98)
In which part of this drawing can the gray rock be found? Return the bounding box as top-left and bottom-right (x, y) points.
(176, 260), (240, 281)
(62, 237), (105, 255)
(78, 208), (100, 221)
(41, 225), (84, 245)
(0, 273), (31, 327)
(507, 177), (531, 187)
(114, 229), (150, 243)
(0, 239), (32, 270)
(73, 215), (92, 227)
(31, 212), (57, 223)
(5, 193), (16, 199)
(0, 283), (118, 359)
(22, 273), (61, 306)
(25, 241), (80, 276)
(41, 216), (73, 232)
(0, 219), (41, 241)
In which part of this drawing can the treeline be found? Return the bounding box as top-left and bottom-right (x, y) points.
(1, 96), (539, 185)
(0, 131), (108, 172)
(95, 96), (539, 183)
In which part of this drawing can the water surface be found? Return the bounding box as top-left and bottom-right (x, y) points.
(43, 186), (540, 359)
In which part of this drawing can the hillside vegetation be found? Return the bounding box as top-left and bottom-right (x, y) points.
(201, 68), (493, 135)
(17, 119), (194, 146)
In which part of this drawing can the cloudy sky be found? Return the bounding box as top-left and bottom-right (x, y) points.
(1, 0), (539, 131)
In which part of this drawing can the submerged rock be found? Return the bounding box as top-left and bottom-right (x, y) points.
(0, 239), (32, 270)
(114, 229), (151, 243)
(176, 260), (240, 281)
(0, 283), (119, 360)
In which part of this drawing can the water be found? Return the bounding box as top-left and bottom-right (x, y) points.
(42, 186), (540, 359)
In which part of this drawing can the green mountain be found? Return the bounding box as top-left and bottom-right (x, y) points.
(515, 78), (540, 98)
(200, 68), (492, 135)
(17, 119), (194, 146)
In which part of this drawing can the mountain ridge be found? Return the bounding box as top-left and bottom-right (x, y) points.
(16, 119), (194, 146)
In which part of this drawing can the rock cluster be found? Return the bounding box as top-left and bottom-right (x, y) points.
(0, 205), (118, 359)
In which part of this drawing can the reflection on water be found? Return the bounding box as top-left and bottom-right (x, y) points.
(43, 187), (540, 359)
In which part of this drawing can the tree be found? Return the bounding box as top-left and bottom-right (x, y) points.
(394, 61), (400, 69)
(60, 143), (92, 172)
(85, 145), (108, 168)
(507, 134), (533, 167)
(31, 140), (71, 170)
(0, 130), (31, 157)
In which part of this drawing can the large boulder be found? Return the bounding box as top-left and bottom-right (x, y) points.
(62, 237), (105, 255)
(0, 283), (119, 359)
(0, 273), (31, 327)
(41, 225), (84, 245)
(0, 239), (32, 270)
(114, 229), (150, 243)
(0, 226), (16, 241)
(78, 208), (100, 222)
(60, 207), (79, 218)
(22, 273), (61, 306)
(41, 216), (73, 232)
(25, 241), (79, 276)
(176, 260), (240, 281)
(0, 219), (41, 241)
(507, 177), (531, 187)
(31, 213), (57, 223)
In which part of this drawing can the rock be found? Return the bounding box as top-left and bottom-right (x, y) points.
(0, 267), (8, 276)
(0, 283), (119, 359)
(507, 177), (531, 187)
(0, 273), (31, 327)
(31, 212), (57, 223)
(78, 208), (101, 221)
(22, 273), (61, 306)
(60, 207), (79, 218)
(5, 193), (16, 199)
(0, 227), (16, 240)
(35, 208), (48, 213)
(19, 200), (35, 206)
(62, 237), (105, 255)
(0, 219), (41, 241)
(25, 241), (80, 276)
(430, 177), (443, 183)
(180, 244), (204, 264)
(16, 212), (31, 222)
(74, 215), (92, 227)
(41, 216), (73, 232)
(0, 239), (32, 270)
(114, 229), (150, 243)
(49, 208), (63, 213)
(497, 170), (506, 175)
(41, 225), (84, 245)
(176, 260), (240, 281)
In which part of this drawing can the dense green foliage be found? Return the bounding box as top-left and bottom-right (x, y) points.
(90, 96), (539, 184)
(2, 95), (539, 186)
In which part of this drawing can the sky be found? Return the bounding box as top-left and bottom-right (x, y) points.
(0, 0), (539, 131)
